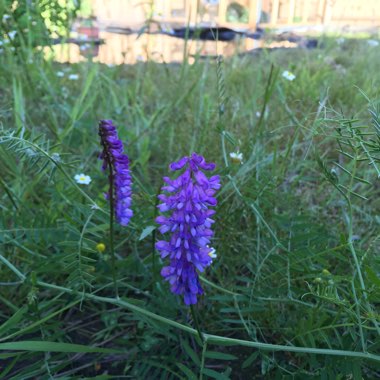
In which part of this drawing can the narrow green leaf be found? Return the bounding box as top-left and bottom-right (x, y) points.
(0, 352), (22, 359)
(0, 299), (81, 342)
(204, 351), (238, 360)
(1, 353), (21, 377)
(201, 368), (230, 380)
(0, 307), (27, 337)
(0, 341), (120, 354)
(176, 363), (197, 380)
(139, 226), (156, 241)
(182, 339), (200, 366)
(242, 351), (259, 369)
(365, 266), (380, 287)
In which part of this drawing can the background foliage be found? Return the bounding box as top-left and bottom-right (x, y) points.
(0, 0), (80, 47)
(0, 10), (380, 378)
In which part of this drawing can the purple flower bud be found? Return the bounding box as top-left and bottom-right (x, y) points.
(99, 120), (133, 226)
(156, 153), (220, 305)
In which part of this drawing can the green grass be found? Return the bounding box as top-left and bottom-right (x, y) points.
(0, 35), (380, 378)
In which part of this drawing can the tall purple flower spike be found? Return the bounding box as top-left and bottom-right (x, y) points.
(99, 119), (133, 226)
(156, 153), (220, 305)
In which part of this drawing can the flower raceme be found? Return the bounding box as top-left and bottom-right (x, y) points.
(98, 119), (133, 226)
(156, 153), (220, 305)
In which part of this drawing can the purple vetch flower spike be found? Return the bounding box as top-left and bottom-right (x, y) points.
(99, 120), (133, 226)
(155, 153), (220, 305)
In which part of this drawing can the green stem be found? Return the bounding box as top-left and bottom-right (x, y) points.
(341, 157), (380, 336)
(255, 64), (276, 138)
(221, 131), (228, 168)
(0, 177), (19, 210)
(348, 238), (380, 335)
(190, 304), (204, 344)
(78, 210), (95, 297)
(0, 254), (26, 282)
(108, 166), (118, 299)
(325, 161), (380, 337)
(351, 279), (366, 352)
(1, 255), (379, 363)
(199, 276), (240, 296)
(199, 338), (208, 380)
(35, 280), (380, 363)
(151, 185), (161, 289)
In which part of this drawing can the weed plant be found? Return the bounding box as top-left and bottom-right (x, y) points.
(0, 35), (380, 378)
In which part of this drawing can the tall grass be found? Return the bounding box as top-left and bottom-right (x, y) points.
(0, 36), (380, 378)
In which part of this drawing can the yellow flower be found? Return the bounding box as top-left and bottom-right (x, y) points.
(96, 243), (106, 253)
(322, 269), (330, 276)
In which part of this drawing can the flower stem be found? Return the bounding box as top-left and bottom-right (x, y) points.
(199, 338), (208, 380)
(152, 184), (161, 290)
(108, 166), (119, 299)
(190, 304), (204, 344)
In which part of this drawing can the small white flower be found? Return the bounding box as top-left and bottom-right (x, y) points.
(8, 30), (17, 40)
(367, 39), (379, 47)
(56, 71), (64, 77)
(256, 111), (261, 118)
(74, 173), (91, 185)
(31, 21), (37, 26)
(68, 74), (79, 80)
(2, 14), (11, 22)
(208, 247), (217, 259)
(282, 70), (296, 81)
(229, 151), (243, 164)
(207, 246), (217, 263)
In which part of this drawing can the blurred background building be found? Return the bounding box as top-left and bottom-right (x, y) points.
(51, 0), (380, 65)
(90, 0), (380, 30)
